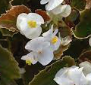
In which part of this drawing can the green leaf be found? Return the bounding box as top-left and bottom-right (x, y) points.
(0, 80), (18, 85)
(29, 56), (75, 85)
(8, 80), (18, 85)
(71, 0), (86, 11)
(0, 39), (10, 49)
(0, 31), (11, 49)
(73, 9), (91, 39)
(0, 45), (21, 84)
(23, 64), (44, 85)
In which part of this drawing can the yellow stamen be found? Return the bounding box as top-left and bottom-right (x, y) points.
(51, 36), (58, 44)
(26, 60), (32, 65)
(27, 20), (37, 28)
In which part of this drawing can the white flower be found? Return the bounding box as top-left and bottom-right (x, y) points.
(79, 61), (91, 85)
(42, 25), (61, 51)
(16, 13), (44, 39)
(40, 0), (71, 17)
(40, 0), (64, 11)
(68, 67), (87, 85)
(79, 61), (91, 75)
(21, 37), (54, 66)
(51, 4), (71, 17)
(54, 67), (75, 85)
(54, 66), (87, 85)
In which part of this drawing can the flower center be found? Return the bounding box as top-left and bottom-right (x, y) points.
(51, 36), (58, 44)
(27, 20), (37, 28)
(26, 60), (32, 65)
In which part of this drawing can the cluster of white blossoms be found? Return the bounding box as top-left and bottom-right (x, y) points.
(54, 61), (91, 85)
(16, 0), (72, 66)
(15, 1), (91, 84)
(40, 0), (71, 17)
(21, 25), (61, 66)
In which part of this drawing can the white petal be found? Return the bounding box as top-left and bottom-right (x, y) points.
(21, 52), (37, 64)
(51, 37), (61, 51)
(86, 73), (91, 81)
(54, 67), (74, 85)
(54, 67), (68, 78)
(25, 37), (50, 52)
(42, 25), (53, 40)
(46, 0), (64, 11)
(68, 67), (86, 85)
(86, 73), (91, 85)
(17, 19), (28, 36)
(40, 0), (50, 4)
(17, 13), (27, 29)
(54, 66), (86, 85)
(51, 5), (67, 15)
(59, 5), (71, 17)
(43, 26), (60, 51)
(38, 47), (54, 66)
(79, 61), (91, 75)
(52, 29), (58, 37)
(54, 66), (78, 78)
(54, 77), (74, 85)
(27, 13), (44, 25)
(16, 13), (28, 32)
(89, 37), (91, 46)
(23, 26), (42, 39)
(18, 23), (42, 39)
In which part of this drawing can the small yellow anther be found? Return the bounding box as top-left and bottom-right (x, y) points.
(51, 36), (58, 44)
(26, 60), (32, 65)
(27, 20), (37, 28)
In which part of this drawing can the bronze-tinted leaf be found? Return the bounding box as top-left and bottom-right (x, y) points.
(79, 49), (91, 63)
(0, 5), (31, 32)
(35, 9), (50, 21)
(58, 23), (72, 38)
(54, 45), (70, 59)
(65, 8), (80, 28)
